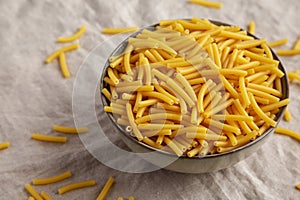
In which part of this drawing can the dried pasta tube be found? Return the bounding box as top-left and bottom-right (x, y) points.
(45, 44), (79, 63)
(163, 137), (183, 156)
(33, 171), (72, 185)
(267, 38), (288, 47)
(40, 191), (53, 200)
(102, 27), (139, 34)
(275, 127), (300, 142)
(58, 180), (96, 194)
(248, 20), (255, 35)
(53, 125), (89, 134)
(239, 76), (250, 107)
(293, 37), (300, 49)
(126, 103), (143, 141)
(31, 134), (67, 143)
(248, 93), (276, 127)
(296, 183), (300, 190)
(133, 92), (142, 113)
(58, 25), (86, 42)
(284, 107), (292, 122)
(124, 45), (134, 75)
(197, 79), (213, 113)
(187, 145), (202, 157)
(277, 49), (300, 56)
(102, 88), (112, 102)
(0, 141), (10, 150)
(96, 177), (115, 200)
(188, 0), (222, 9)
(25, 184), (43, 200)
(58, 53), (70, 78)
(107, 68), (120, 85)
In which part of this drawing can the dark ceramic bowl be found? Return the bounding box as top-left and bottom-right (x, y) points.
(100, 20), (289, 173)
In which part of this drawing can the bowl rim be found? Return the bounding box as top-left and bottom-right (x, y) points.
(100, 19), (289, 159)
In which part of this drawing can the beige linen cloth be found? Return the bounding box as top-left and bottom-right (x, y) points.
(0, 0), (300, 199)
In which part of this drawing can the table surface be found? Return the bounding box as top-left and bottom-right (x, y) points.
(1, 0), (300, 199)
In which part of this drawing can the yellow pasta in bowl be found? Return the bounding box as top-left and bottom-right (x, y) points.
(100, 18), (289, 173)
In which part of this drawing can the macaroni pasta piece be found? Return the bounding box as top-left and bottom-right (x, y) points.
(33, 171), (72, 185)
(31, 133), (67, 143)
(0, 141), (10, 150)
(45, 43), (79, 63)
(284, 108), (292, 122)
(58, 25), (86, 43)
(25, 184), (43, 200)
(58, 180), (96, 194)
(102, 27), (139, 34)
(267, 38), (288, 48)
(96, 177), (115, 200)
(275, 127), (300, 142)
(40, 191), (53, 200)
(53, 125), (89, 134)
(296, 183), (300, 190)
(58, 53), (70, 78)
(248, 20), (255, 35)
(276, 49), (300, 56)
(188, 0), (222, 8)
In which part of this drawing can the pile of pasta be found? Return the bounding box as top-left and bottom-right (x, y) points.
(102, 18), (289, 157)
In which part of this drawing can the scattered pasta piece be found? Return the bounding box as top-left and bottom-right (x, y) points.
(25, 184), (43, 200)
(58, 180), (96, 194)
(40, 191), (53, 200)
(267, 38), (288, 48)
(284, 107), (292, 122)
(31, 133), (67, 143)
(248, 20), (255, 35)
(275, 127), (300, 142)
(53, 125), (89, 134)
(188, 0), (222, 8)
(57, 25), (87, 43)
(128, 196), (135, 200)
(296, 183), (300, 190)
(0, 141), (10, 150)
(58, 52), (70, 78)
(287, 71), (300, 82)
(117, 197), (124, 200)
(45, 43), (79, 63)
(277, 49), (300, 56)
(33, 171), (72, 185)
(28, 197), (35, 200)
(96, 177), (115, 200)
(293, 37), (300, 50)
(102, 27), (139, 34)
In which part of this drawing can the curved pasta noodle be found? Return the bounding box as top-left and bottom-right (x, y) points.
(58, 25), (86, 43)
(33, 171), (72, 185)
(275, 127), (300, 142)
(58, 180), (96, 194)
